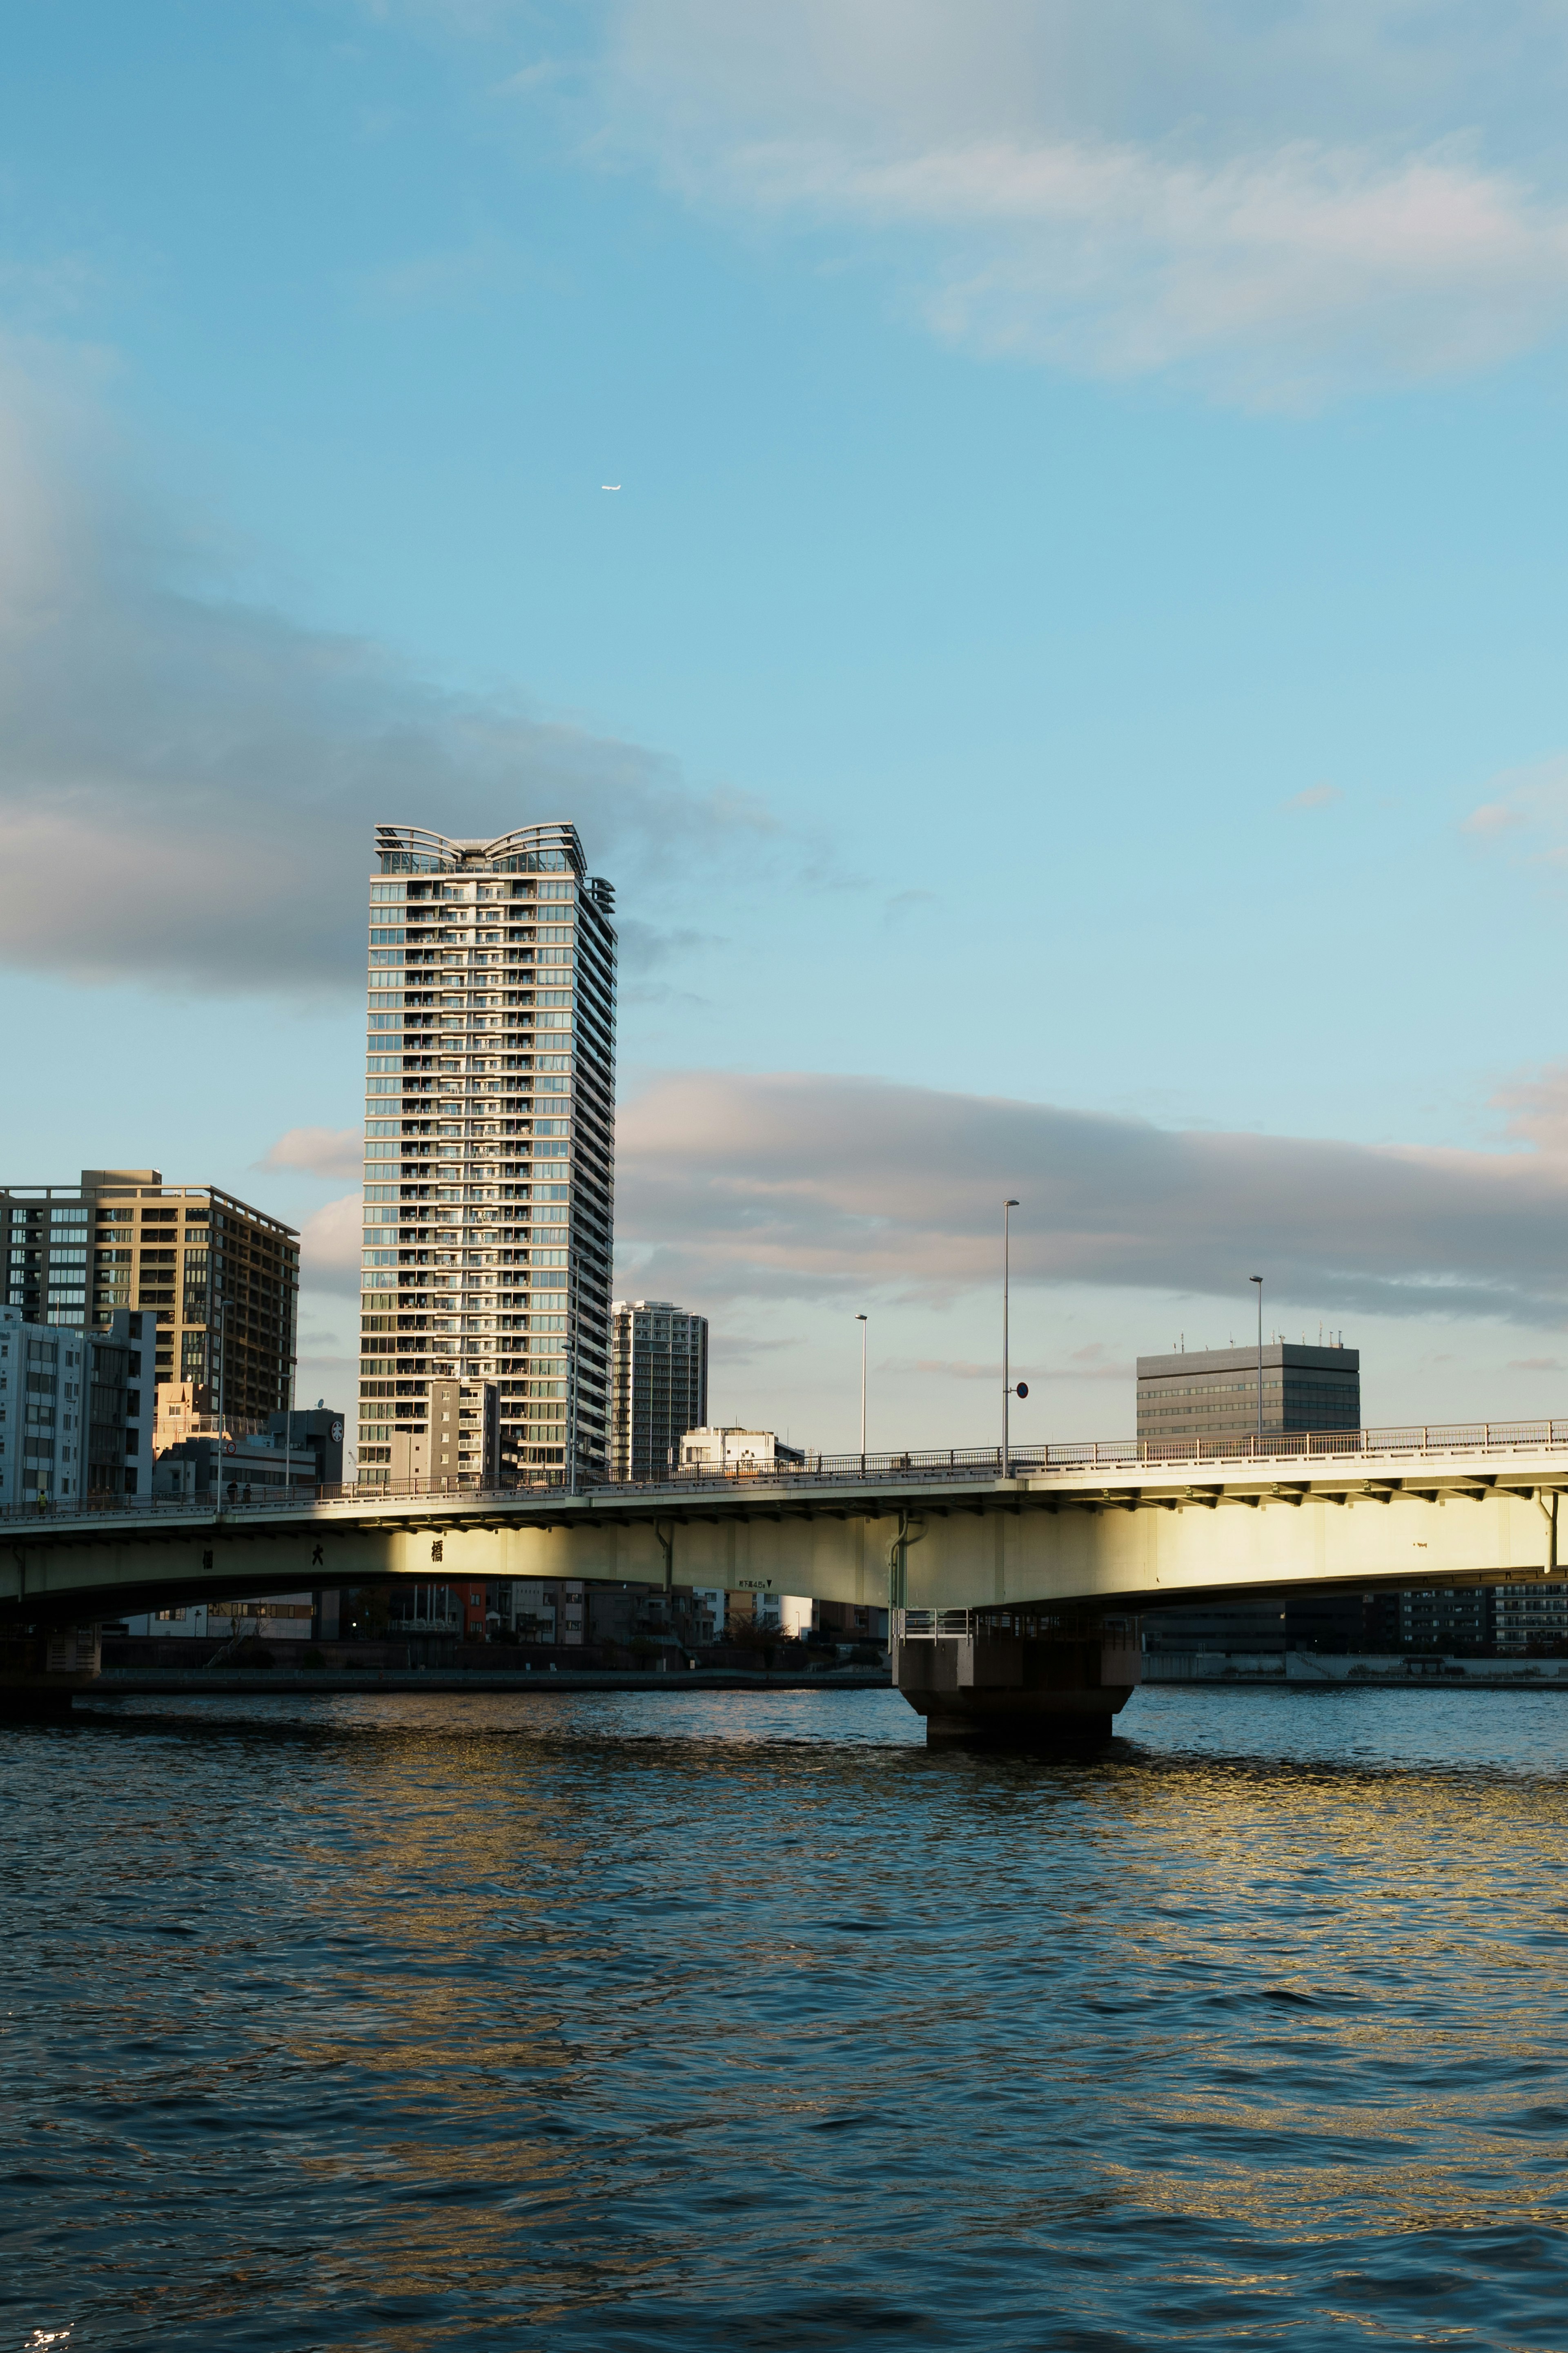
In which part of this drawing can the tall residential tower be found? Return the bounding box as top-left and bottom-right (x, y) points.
(357, 824), (617, 1489)
(610, 1299), (708, 1481)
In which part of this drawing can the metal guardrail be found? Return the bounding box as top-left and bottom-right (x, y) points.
(896, 1608), (1140, 1642)
(7, 1417), (1568, 1530)
(612, 1421), (1568, 1490)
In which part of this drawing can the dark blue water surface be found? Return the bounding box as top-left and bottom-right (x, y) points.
(7, 1685), (1568, 2351)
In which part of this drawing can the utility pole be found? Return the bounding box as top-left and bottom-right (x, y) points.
(1249, 1274), (1263, 1448)
(856, 1314), (868, 1463)
(1003, 1199), (1020, 1472)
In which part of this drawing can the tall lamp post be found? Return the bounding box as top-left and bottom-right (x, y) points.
(1249, 1274), (1263, 1450)
(1002, 1199), (1020, 1473)
(856, 1313), (868, 1463)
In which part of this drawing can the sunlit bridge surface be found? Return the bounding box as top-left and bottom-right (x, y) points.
(7, 1685), (1568, 2350)
(8, 1413), (1568, 1532)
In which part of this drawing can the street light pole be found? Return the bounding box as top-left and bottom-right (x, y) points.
(1249, 1274), (1263, 1449)
(1003, 1199), (1020, 1473)
(856, 1314), (868, 1463)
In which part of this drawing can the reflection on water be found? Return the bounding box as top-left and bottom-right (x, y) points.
(6, 1686), (1568, 2349)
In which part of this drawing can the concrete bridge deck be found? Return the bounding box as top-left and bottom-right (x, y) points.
(5, 1419), (1568, 1628)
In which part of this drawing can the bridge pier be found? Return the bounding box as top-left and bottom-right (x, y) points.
(893, 1613), (1140, 1747)
(0, 1625), (101, 1720)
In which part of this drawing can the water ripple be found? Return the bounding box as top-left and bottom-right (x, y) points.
(4, 1686), (1568, 2348)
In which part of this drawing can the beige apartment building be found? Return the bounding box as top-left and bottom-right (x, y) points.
(357, 822), (617, 1490)
(0, 1169), (298, 1418)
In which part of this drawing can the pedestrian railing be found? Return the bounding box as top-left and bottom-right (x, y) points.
(7, 1417), (1568, 1530)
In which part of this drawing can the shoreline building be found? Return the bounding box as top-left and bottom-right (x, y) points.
(0, 1303), (154, 1505)
(356, 823), (617, 1490)
(678, 1427), (806, 1475)
(1136, 1340), (1360, 1447)
(0, 1170), (296, 1414)
(610, 1299), (709, 1481)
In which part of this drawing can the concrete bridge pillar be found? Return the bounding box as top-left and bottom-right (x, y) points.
(893, 1612), (1140, 1746)
(0, 1624), (102, 1719)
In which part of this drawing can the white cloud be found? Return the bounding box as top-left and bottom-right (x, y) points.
(1492, 1059), (1568, 1156)
(1463, 801), (1528, 836)
(1460, 756), (1568, 859)
(0, 352), (787, 999)
(583, 0), (1568, 400)
(613, 1068), (1568, 1325)
(262, 1126), (363, 1180)
(298, 1193), (365, 1299)
(1285, 783), (1343, 812)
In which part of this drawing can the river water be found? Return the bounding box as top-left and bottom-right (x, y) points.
(6, 1684), (1568, 2351)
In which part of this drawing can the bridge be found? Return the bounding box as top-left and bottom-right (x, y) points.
(6, 1416), (1567, 1740)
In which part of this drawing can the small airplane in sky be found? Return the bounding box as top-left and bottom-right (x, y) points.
(601, 483), (621, 491)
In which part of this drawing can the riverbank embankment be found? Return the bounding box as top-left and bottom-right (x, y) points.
(90, 1665), (892, 1697)
(1145, 1649), (1568, 1690)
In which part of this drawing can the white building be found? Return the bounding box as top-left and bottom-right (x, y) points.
(0, 1303), (153, 1506)
(356, 824), (617, 1490)
(501, 1578), (587, 1645)
(679, 1426), (806, 1475)
(690, 1586), (813, 1639)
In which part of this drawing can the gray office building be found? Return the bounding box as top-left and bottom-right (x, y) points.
(0, 1303), (154, 1505)
(1136, 1341), (1360, 1447)
(610, 1299), (708, 1481)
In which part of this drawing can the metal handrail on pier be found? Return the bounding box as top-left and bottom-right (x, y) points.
(896, 1608), (1141, 1643)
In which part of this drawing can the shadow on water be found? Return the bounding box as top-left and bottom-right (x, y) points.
(6, 1687), (1568, 2350)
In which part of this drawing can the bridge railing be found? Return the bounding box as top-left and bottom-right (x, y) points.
(7, 1417), (1568, 1530)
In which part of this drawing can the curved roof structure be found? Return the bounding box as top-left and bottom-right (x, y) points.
(374, 822), (586, 876)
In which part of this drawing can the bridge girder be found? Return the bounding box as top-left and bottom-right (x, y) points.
(4, 1456), (1568, 1624)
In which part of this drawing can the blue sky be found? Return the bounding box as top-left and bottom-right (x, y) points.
(6, 1), (1568, 1447)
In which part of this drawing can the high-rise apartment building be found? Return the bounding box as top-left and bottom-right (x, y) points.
(1136, 1341), (1360, 1445)
(356, 823), (617, 1489)
(0, 1171), (297, 1416)
(610, 1299), (708, 1481)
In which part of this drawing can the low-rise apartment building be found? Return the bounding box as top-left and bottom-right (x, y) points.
(152, 1427), (322, 1504)
(0, 1303), (153, 1505)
